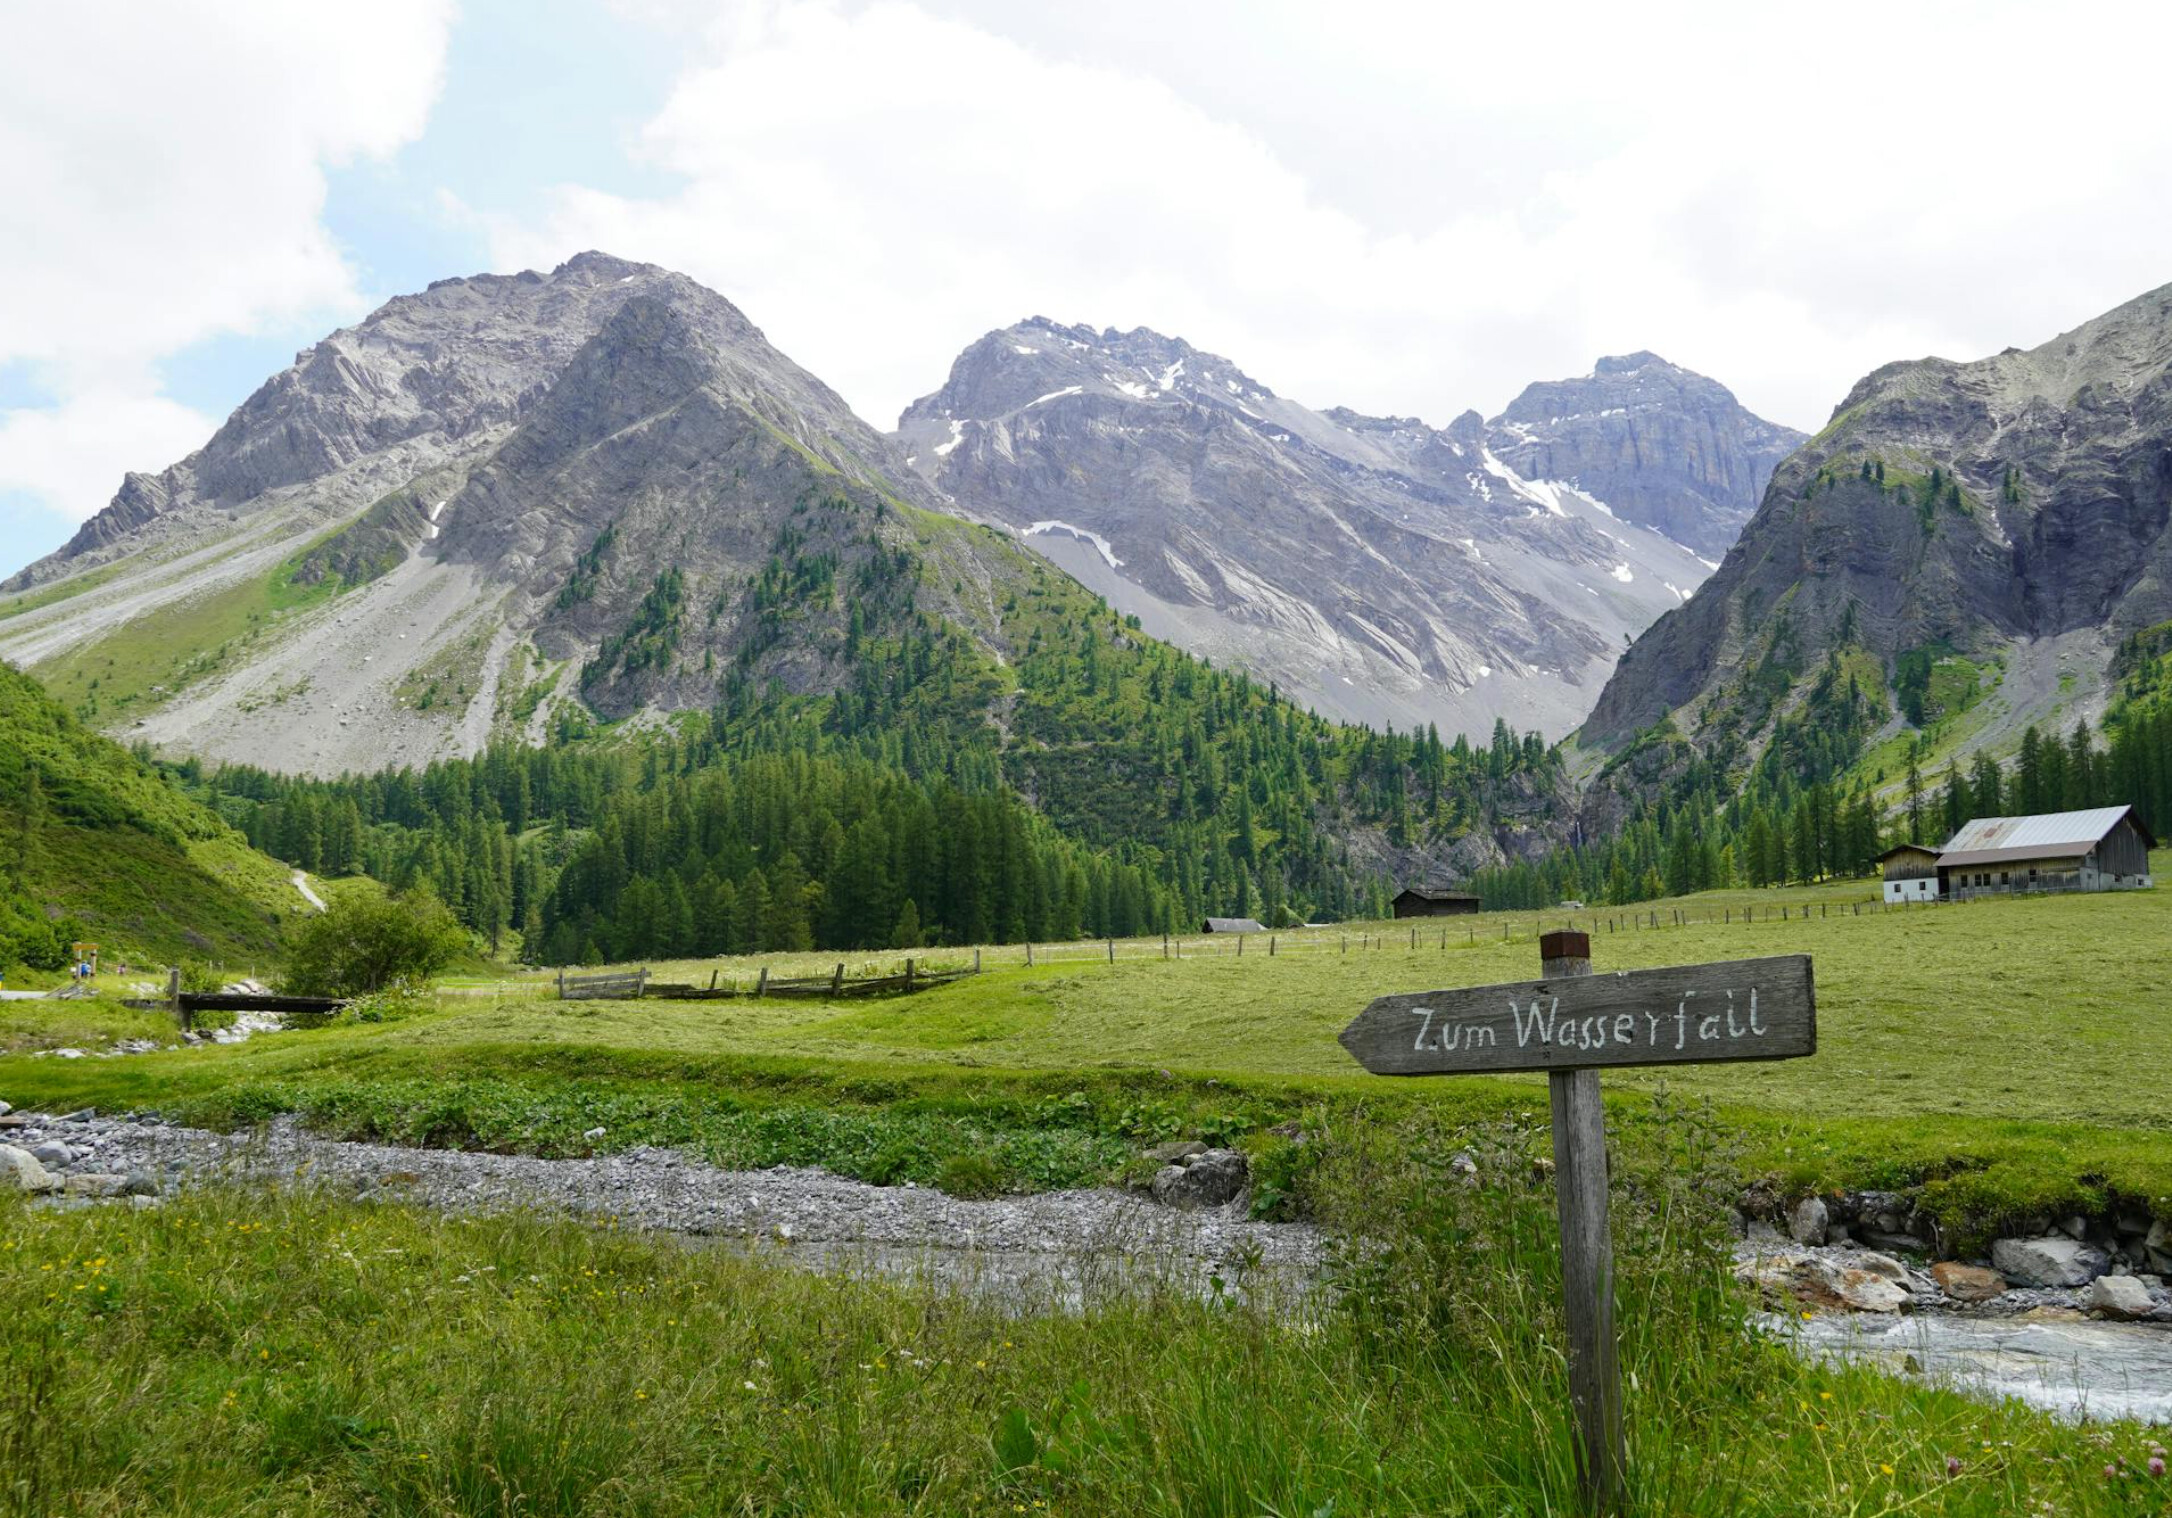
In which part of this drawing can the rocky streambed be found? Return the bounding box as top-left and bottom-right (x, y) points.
(0, 1106), (1318, 1309)
(3, 1102), (2168, 1421)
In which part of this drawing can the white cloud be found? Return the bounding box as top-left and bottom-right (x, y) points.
(0, 392), (214, 528)
(0, 0), (453, 530)
(496, 0), (2172, 436)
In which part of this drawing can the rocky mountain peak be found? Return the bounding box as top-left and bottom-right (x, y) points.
(896, 319), (1747, 743)
(1581, 277), (2172, 772)
(1486, 352), (1804, 558)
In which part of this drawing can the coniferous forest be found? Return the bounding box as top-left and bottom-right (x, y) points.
(179, 550), (1563, 961)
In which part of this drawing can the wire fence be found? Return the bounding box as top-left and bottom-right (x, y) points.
(441, 879), (2111, 1001)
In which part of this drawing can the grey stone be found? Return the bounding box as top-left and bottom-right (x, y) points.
(2058, 1215), (2091, 1242)
(57, 1109), (94, 1123)
(121, 1169), (159, 1197)
(1991, 1236), (2111, 1288)
(29, 1141), (71, 1167)
(1144, 1141), (1207, 1165)
(1787, 1196), (1828, 1246)
(1930, 1262), (2006, 1302)
(1149, 1149), (1249, 1209)
(0, 1144), (59, 1194)
(1738, 1250), (1908, 1313)
(0, 1100), (11, 1116)
(63, 1173), (128, 1198)
(1852, 1252), (1908, 1284)
(2086, 1275), (2156, 1321)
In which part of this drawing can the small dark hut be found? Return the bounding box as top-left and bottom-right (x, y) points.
(1392, 887), (1480, 919)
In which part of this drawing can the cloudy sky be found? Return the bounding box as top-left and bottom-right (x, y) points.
(5, 0), (2169, 578)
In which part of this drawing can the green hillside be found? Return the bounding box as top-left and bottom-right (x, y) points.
(187, 504), (1564, 960)
(0, 661), (300, 968)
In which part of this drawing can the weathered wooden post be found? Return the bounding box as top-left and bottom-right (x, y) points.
(1027, 942), (1035, 967)
(833, 962), (845, 997)
(1108, 938), (1116, 963)
(1410, 926), (1418, 950)
(708, 969), (719, 991)
(1339, 939), (1816, 1516)
(167, 966), (185, 1032)
(1238, 933), (1245, 957)
(975, 948), (983, 973)
(636, 967), (648, 999)
(1270, 934), (1278, 956)
(1538, 930), (1622, 1512)
(557, 967), (566, 999)
(755, 966), (769, 998)
(905, 958), (916, 991)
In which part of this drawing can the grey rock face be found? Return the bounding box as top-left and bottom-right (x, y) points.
(1586, 281), (2172, 754)
(1992, 1236), (2112, 1288)
(0, 253), (967, 776)
(1487, 352), (1804, 558)
(899, 321), (1778, 743)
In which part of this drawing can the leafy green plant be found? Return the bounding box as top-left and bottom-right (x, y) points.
(281, 889), (467, 997)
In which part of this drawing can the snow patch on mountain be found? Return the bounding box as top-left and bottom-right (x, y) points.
(1026, 519), (1123, 570)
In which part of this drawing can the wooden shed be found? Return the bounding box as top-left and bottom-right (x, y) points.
(1876, 843), (1942, 904)
(1935, 805), (2156, 897)
(1391, 887), (1480, 918)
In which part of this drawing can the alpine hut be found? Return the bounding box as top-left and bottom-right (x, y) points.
(1391, 887), (1480, 919)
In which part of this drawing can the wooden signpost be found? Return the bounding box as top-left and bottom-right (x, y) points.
(1339, 932), (1816, 1515)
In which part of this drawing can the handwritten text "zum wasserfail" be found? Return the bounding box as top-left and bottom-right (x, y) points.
(1408, 989), (1773, 1055)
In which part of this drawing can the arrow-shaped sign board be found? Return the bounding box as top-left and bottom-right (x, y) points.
(1338, 953), (1815, 1077)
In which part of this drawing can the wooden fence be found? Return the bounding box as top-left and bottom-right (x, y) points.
(558, 968), (648, 1000)
(559, 956), (980, 1002)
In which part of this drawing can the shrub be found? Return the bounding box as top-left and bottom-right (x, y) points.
(282, 890), (467, 997)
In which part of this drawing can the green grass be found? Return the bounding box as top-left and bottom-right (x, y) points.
(1, 1128), (2163, 1517)
(31, 555), (341, 724)
(0, 562), (126, 622)
(0, 995), (177, 1054)
(7, 869), (2172, 1242)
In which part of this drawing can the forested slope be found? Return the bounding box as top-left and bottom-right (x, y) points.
(187, 511), (1565, 960)
(0, 664), (296, 966)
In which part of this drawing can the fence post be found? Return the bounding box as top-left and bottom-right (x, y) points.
(975, 948), (983, 974)
(708, 968), (719, 991)
(833, 962), (844, 997)
(755, 966), (768, 998)
(905, 958), (915, 991)
(1270, 934), (1277, 956)
(167, 966), (185, 1032)
(1108, 939), (1116, 964)
(636, 968), (648, 999)
(1026, 942), (1035, 967)
(1163, 933), (1170, 960)
(1238, 934), (1245, 957)
(557, 968), (566, 999)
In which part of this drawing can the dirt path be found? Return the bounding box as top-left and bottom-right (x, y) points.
(290, 872), (327, 913)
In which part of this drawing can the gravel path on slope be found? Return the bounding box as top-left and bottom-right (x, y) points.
(10, 1109), (1323, 1305)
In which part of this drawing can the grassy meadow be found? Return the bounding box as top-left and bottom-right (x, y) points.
(7, 863), (2172, 1238)
(5, 871), (2172, 1513)
(4, 1114), (2168, 1517)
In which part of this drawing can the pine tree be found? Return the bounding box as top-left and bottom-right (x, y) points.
(892, 897), (923, 949)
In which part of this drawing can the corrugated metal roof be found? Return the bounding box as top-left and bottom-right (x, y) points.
(1201, 917), (1265, 933)
(1934, 805), (2136, 868)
